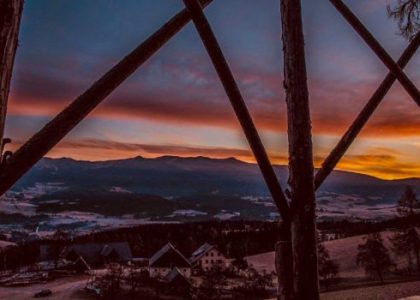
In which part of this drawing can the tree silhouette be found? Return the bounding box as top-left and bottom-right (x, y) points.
(318, 243), (339, 291)
(357, 233), (394, 283)
(397, 186), (419, 217)
(391, 186), (420, 273)
(198, 266), (226, 300)
(388, 0), (420, 40)
(98, 263), (124, 299)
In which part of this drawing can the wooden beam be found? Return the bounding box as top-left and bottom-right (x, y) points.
(330, 0), (420, 107)
(182, 0), (290, 220)
(280, 0), (319, 298)
(315, 32), (420, 190)
(0, 0), (23, 163)
(0, 0), (213, 196)
(275, 221), (294, 300)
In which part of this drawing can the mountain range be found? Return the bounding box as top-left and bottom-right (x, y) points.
(4, 156), (420, 225)
(15, 155), (419, 199)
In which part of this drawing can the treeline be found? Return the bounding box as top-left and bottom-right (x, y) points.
(74, 220), (280, 258)
(0, 220), (280, 270)
(2, 214), (420, 271)
(318, 215), (420, 236)
(72, 213), (420, 259)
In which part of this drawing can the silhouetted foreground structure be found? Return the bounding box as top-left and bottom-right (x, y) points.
(0, 0), (23, 164)
(0, 0), (419, 299)
(280, 0), (319, 298)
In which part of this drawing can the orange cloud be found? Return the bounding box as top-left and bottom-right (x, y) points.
(7, 138), (418, 180)
(8, 138), (288, 165)
(330, 151), (420, 180)
(8, 69), (420, 138)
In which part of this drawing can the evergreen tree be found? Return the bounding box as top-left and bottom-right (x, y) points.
(318, 243), (339, 291)
(391, 186), (420, 273)
(391, 228), (419, 274)
(357, 233), (394, 283)
(397, 186), (419, 217)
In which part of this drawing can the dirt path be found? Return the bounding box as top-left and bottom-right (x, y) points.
(0, 275), (90, 300)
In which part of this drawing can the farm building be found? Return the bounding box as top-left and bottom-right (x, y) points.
(149, 243), (191, 278)
(189, 243), (228, 272)
(163, 267), (191, 295)
(60, 242), (133, 266)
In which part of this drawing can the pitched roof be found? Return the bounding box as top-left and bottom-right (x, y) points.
(149, 243), (190, 267)
(189, 243), (215, 264)
(165, 267), (183, 282)
(74, 255), (91, 271)
(61, 242), (132, 264)
(100, 244), (116, 257)
(164, 267), (190, 285)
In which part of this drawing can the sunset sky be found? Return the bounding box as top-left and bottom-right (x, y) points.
(5, 0), (420, 180)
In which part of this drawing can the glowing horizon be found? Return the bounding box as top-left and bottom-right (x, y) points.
(5, 0), (419, 181)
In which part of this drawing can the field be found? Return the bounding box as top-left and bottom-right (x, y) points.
(250, 231), (420, 299)
(321, 280), (420, 300)
(247, 231), (408, 278)
(3, 277), (420, 300)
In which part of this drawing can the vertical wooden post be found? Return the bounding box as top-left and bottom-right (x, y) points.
(0, 0), (23, 163)
(182, 3), (295, 297)
(280, 0), (320, 299)
(275, 221), (294, 300)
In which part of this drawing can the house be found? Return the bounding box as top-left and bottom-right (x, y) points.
(149, 243), (191, 278)
(163, 267), (191, 295)
(60, 242), (133, 266)
(189, 243), (228, 272)
(35, 256), (90, 273)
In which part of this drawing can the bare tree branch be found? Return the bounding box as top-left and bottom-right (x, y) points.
(388, 0), (420, 40)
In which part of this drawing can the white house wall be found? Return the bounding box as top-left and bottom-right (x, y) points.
(149, 267), (191, 278)
(197, 249), (228, 271)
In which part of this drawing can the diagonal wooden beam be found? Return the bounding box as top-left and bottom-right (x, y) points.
(315, 31), (420, 190)
(0, 0), (213, 196)
(330, 0), (420, 107)
(182, 0), (290, 220)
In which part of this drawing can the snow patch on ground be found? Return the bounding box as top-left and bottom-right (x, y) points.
(316, 192), (397, 221)
(167, 210), (208, 217)
(109, 186), (132, 193)
(214, 211), (240, 220)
